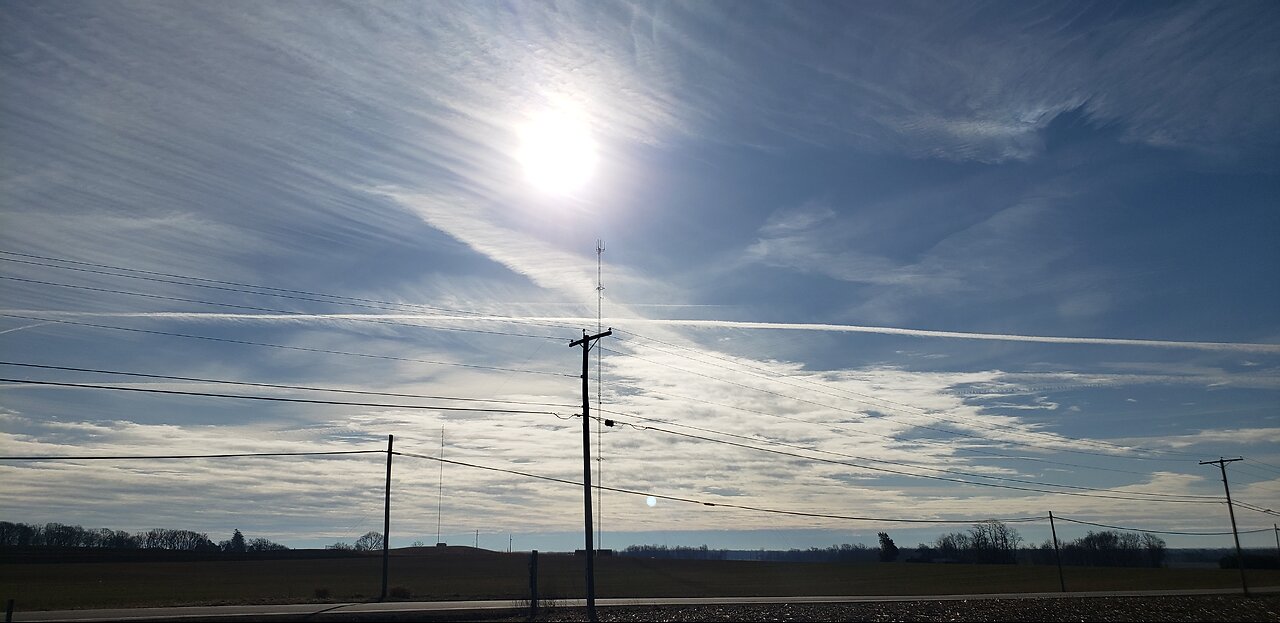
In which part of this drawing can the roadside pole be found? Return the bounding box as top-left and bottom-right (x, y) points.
(381, 434), (394, 601)
(1049, 511), (1065, 592)
(570, 329), (611, 622)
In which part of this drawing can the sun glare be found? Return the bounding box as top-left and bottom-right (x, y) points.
(517, 109), (598, 195)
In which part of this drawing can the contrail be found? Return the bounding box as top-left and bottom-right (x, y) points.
(6, 310), (1278, 353)
(0, 322), (51, 335)
(596, 318), (1280, 354)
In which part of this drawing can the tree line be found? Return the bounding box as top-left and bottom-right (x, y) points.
(624, 521), (1169, 569)
(1028, 529), (1167, 568)
(0, 521), (287, 552)
(324, 530), (384, 551)
(621, 543), (883, 563)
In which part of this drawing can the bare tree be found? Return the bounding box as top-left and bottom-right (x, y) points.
(354, 531), (384, 551)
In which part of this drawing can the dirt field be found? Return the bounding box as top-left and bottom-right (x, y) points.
(3, 547), (1278, 611)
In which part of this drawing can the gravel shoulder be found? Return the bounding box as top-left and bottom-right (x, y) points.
(281, 595), (1280, 622)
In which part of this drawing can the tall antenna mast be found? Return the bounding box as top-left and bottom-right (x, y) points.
(595, 239), (604, 549)
(436, 425), (445, 545)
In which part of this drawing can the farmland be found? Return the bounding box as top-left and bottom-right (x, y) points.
(4, 546), (1279, 611)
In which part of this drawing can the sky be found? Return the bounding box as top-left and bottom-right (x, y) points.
(1, 1), (1278, 553)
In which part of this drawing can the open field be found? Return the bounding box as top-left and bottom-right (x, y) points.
(4, 547), (1279, 611)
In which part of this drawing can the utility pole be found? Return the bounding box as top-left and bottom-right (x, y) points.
(570, 328), (611, 622)
(381, 434), (393, 601)
(1049, 511), (1065, 592)
(1200, 457), (1247, 596)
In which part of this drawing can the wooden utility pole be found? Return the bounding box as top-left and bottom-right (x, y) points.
(381, 434), (394, 601)
(1200, 457), (1247, 595)
(1049, 511), (1065, 592)
(570, 328), (611, 622)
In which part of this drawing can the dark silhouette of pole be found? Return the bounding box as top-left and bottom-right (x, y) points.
(1049, 511), (1065, 592)
(381, 434), (393, 601)
(1200, 457), (1247, 596)
(1274, 524), (1279, 569)
(570, 328), (610, 622)
(529, 550), (539, 618)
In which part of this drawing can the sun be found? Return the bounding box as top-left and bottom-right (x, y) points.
(517, 109), (598, 195)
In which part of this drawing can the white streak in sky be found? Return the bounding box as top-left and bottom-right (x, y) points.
(9, 310), (1278, 353)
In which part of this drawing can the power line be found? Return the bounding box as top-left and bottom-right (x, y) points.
(1241, 456), (1280, 474)
(390, 449), (1047, 525)
(0, 378), (570, 416)
(0, 252), (581, 332)
(595, 414), (1221, 505)
(598, 383), (1164, 478)
(0, 274), (564, 341)
(1234, 500), (1280, 517)
(6, 444), (1265, 539)
(0, 450), (383, 460)
(1053, 515), (1273, 537)
(0, 312), (575, 378)
(610, 331), (1202, 461)
(593, 410), (1221, 502)
(3, 365), (1218, 505)
(601, 346), (1185, 466)
(0, 361), (576, 409)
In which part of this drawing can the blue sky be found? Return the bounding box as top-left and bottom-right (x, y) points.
(1, 1), (1278, 553)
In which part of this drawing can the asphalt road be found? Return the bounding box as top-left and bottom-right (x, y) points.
(12, 587), (1279, 622)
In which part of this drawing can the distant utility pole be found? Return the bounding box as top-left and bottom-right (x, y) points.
(571, 328), (611, 623)
(1200, 457), (1247, 596)
(381, 434), (394, 601)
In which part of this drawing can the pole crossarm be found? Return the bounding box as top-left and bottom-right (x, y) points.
(570, 329), (613, 349)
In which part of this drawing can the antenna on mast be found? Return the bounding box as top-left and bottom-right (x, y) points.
(436, 425), (445, 546)
(595, 239), (604, 550)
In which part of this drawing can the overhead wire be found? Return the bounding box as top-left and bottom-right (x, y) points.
(592, 413), (1222, 504)
(0, 367), (1219, 504)
(0, 274), (565, 341)
(0, 361), (577, 409)
(0, 312), (575, 378)
(1, 361), (1227, 504)
(3, 252), (1240, 470)
(1241, 456), (1280, 474)
(5, 446), (1265, 538)
(597, 383), (1162, 478)
(1054, 515), (1273, 537)
(0, 252), (583, 332)
(4, 251), (1270, 528)
(1233, 500), (1280, 517)
(611, 330), (1204, 461)
(601, 346), (1192, 465)
(390, 449), (1048, 525)
(0, 450), (382, 460)
(0, 378), (571, 416)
